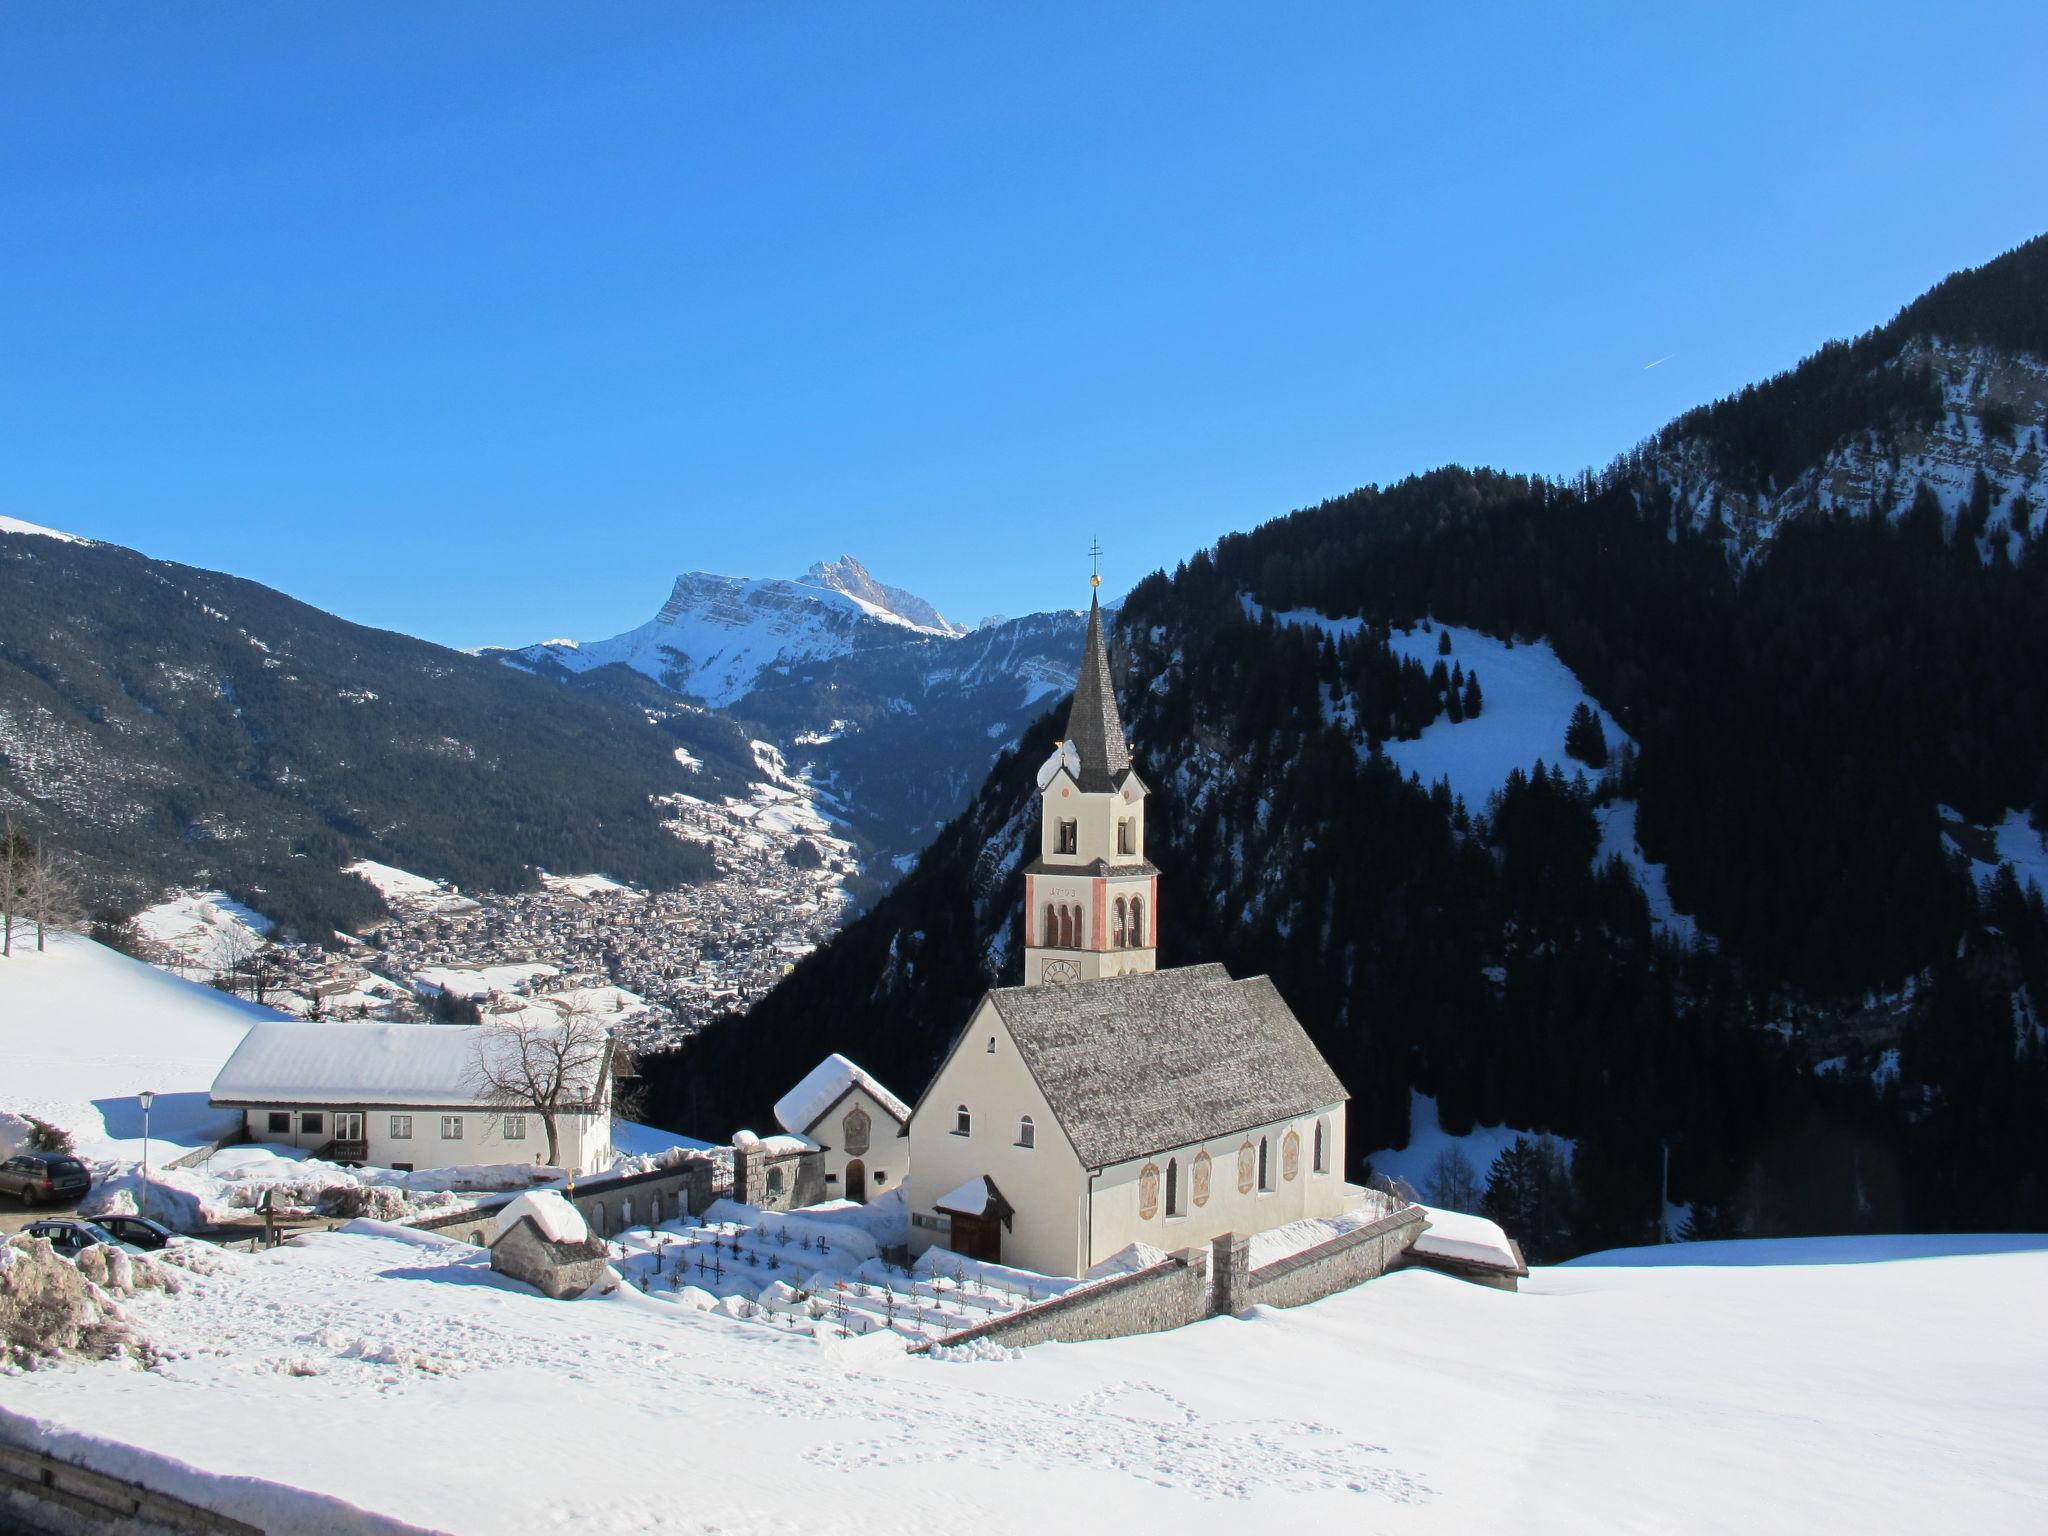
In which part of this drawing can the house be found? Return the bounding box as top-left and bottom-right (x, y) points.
(772, 1053), (910, 1203)
(905, 585), (1361, 1277)
(209, 1020), (613, 1174)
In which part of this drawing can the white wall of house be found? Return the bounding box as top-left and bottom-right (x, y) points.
(906, 998), (1091, 1276)
(803, 1083), (908, 1203)
(235, 1103), (611, 1173)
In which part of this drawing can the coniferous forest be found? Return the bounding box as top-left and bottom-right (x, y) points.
(644, 235), (2048, 1258)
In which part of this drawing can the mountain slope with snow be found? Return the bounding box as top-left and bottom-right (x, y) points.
(2, 1226), (2040, 1533)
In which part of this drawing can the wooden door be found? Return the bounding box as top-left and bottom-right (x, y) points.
(949, 1211), (1000, 1263)
(845, 1158), (867, 1202)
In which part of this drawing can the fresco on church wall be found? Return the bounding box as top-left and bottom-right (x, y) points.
(1237, 1141), (1256, 1195)
(1138, 1161), (1160, 1221)
(1283, 1128), (1301, 1181)
(1192, 1148), (1212, 1207)
(843, 1106), (871, 1157)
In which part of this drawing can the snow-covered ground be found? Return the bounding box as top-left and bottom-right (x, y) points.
(4, 1227), (2042, 1533)
(1365, 1090), (1573, 1199)
(130, 890), (275, 978)
(1381, 623), (1627, 806)
(0, 935), (280, 1161)
(1595, 800), (1702, 945)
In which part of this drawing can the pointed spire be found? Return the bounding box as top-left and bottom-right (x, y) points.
(1063, 591), (1130, 792)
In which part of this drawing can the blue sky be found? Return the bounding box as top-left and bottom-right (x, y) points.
(4, 3), (2044, 647)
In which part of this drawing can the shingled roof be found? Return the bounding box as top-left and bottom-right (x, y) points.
(983, 964), (1347, 1168)
(1062, 592), (1132, 793)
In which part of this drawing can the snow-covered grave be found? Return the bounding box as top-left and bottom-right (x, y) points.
(3, 1225), (2042, 1533)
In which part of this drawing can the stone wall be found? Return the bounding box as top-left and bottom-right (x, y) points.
(909, 1247), (1210, 1353)
(409, 1153), (718, 1246)
(732, 1143), (825, 1212)
(1241, 1206), (1427, 1311)
(489, 1220), (612, 1300)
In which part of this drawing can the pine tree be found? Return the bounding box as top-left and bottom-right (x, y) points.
(1565, 702), (1609, 768)
(1462, 670), (1483, 719)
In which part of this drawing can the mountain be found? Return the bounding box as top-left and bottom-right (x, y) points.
(500, 559), (1087, 866)
(0, 525), (766, 937)
(647, 234), (2048, 1255)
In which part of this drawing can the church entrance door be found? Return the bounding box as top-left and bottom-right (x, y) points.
(948, 1211), (1001, 1263)
(845, 1159), (867, 1202)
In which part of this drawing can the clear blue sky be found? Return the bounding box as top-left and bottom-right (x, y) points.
(4, 4), (2044, 647)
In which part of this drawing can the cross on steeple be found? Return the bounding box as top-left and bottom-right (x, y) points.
(1088, 538), (1103, 589)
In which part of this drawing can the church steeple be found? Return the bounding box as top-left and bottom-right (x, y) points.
(1021, 564), (1157, 987)
(1063, 593), (1131, 792)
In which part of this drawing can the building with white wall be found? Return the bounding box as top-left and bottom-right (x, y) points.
(210, 1020), (613, 1174)
(773, 1053), (909, 1203)
(905, 584), (1360, 1277)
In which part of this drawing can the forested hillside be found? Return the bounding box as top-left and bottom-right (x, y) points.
(0, 528), (760, 936)
(645, 235), (2048, 1254)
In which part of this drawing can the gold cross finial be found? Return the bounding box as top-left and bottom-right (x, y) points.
(1088, 537), (1103, 588)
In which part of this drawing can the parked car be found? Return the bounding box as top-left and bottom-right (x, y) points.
(94, 1214), (177, 1250)
(0, 1151), (91, 1207)
(22, 1218), (144, 1260)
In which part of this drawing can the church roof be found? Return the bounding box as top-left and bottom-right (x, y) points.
(983, 964), (1348, 1169)
(1062, 592), (1132, 793)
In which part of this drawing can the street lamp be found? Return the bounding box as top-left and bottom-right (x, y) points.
(138, 1089), (156, 1213)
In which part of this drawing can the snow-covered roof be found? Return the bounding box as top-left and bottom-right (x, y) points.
(935, 1176), (993, 1216)
(210, 1022), (609, 1109)
(1413, 1206), (1525, 1273)
(493, 1190), (590, 1247)
(773, 1053), (911, 1135)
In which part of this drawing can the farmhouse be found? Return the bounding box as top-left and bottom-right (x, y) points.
(210, 1020), (614, 1174)
(906, 587), (1362, 1277)
(773, 1053), (910, 1203)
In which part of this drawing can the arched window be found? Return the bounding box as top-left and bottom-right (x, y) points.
(954, 1104), (971, 1137)
(1257, 1136), (1271, 1192)
(1059, 906), (1076, 949)
(1113, 898), (1127, 948)
(1017, 1115), (1035, 1149)
(1165, 1157), (1181, 1217)
(1313, 1119), (1328, 1174)
(1130, 896), (1145, 946)
(767, 1166), (784, 1196)
(1044, 902), (1058, 947)
(622, 1196), (634, 1229)
(986, 1035), (996, 1054)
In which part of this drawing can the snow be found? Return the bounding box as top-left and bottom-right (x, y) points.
(1365, 1089), (1574, 1197)
(411, 961), (558, 998)
(1381, 623), (1628, 805)
(537, 871), (640, 899)
(1595, 800), (1702, 945)
(493, 1190), (590, 1246)
(0, 514), (87, 544)
(130, 890), (275, 976)
(1411, 1206), (1520, 1270)
(1990, 809), (2048, 896)
(341, 858), (445, 902)
(935, 1176), (994, 1216)
(210, 1019), (606, 1107)
(773, 1053), (912, 1135)
(0, 934), (279, 1160)
(1036, 739), (1081, 791)
(1246, 1211), (1377, 1270)
(3, 1227), (2042, 1533)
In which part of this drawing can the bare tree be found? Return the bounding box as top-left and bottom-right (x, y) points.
(1424, 1146), (1483, 1212)
(208, 919), (266, 998)
(465, 1000), (616, 1167)
(24, 839), (83, 952)
(1, 811), (26, 958)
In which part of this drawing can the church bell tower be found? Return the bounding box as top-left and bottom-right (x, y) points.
(1022, 565), (1156, 987)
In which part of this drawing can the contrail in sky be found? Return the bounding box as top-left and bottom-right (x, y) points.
(1643, 354), (1675, 370)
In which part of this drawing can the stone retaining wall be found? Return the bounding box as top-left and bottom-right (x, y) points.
(908, 1247), (1211, 1353)
(1236, 1206), (1428, 1311)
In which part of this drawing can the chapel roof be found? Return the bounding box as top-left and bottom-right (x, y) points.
(1062, 592), (1132, 794)
(982, 963), (1348, 1168)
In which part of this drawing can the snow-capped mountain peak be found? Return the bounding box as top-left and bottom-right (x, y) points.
(799, 555), (966, 637)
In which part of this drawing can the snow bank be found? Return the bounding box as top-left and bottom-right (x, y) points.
(1412, 1206), (1521, 1270)
(494, 1191), (590, 1246)
(702, 1199), (882, 1263)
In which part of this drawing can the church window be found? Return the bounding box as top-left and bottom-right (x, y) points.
(1017, 1115), (1035, 1149)
(1056, 819), (1078, 855)
(1313, 1120), (1329, 1174)
(1258, 1135), (1273, 1192)
(767, 1167), (783, 1196)
(986, 1035), (996, 1053)
(1130, 896), (1145, 945)
(1118, 818), (1134, 856)
(1044, 902), (1058, 947)
(1058, 905), (1076, 949)
(1165, 1157), (1182, 1218)
(1113, 898), (1127, 948)
(954, 1105), (971, 1137)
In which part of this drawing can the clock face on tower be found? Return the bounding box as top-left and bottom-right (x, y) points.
(1041, 958), (1080, 985)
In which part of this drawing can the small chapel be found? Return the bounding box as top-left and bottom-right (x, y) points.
(905, 577), (1362, 1277)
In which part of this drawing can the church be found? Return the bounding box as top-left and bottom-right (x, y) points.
(905, 581), (1360, 1278)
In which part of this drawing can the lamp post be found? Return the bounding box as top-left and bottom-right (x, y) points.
(138, 1089), (156, 1214)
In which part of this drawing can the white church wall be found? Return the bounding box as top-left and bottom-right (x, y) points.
(1037, 775), (1144, 868)
(907, 998), (1091, 1276)
(806, 1083), (907, 1203)
(1084, 1102), (1349, 1271)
